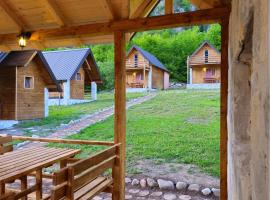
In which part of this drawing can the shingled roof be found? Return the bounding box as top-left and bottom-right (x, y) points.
(127, 45), (169, 72)
(43, 48), (102, 83)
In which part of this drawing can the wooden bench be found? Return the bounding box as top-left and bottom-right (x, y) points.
(47, 144), (120, 200)
(0, 135), (13, 155)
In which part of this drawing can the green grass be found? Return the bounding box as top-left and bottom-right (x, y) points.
(60, 90), (220, 177)
(17, 92), (147, 129)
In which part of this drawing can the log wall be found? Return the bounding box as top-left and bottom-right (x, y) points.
(228, 0), (270, 199)
(70, 67), (85, 99)
(0, 67), (16, 119)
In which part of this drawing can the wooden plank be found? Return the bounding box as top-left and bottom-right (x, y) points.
(0, 136), (12, 145)
(165, 0), (173, 15)
(20, 176), (27, 200)
(73, 145), (117, 175)
(43, 0), (66, 26)
(98, 0), (116, 20)
(73, 156), (116, 190)
(130, 0), (157, 19)
(113, 31), (126, 200)
(220, 17), (229, 200)
(74, 177), (107, 199)
(12, 136), (114, 146)
(78, 178), (113, 200)
(0, 7), (230, 43)
(35, 169), (42, 200)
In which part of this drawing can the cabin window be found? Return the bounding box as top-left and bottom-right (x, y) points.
(76, 73), (82, 81)
(206, 68), (215, 77)
(204, 49), (209, 63)
(134, 54), (138, 67)
(24, 76), (34, 89)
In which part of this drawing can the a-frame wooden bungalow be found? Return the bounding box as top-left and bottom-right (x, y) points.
(0, 1), (268, 200)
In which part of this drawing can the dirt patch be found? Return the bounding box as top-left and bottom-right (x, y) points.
(128, 159), (219, 188)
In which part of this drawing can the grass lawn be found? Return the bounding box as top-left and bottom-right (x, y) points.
(17, 92), (146, 129)
(61, 90), (220, 177)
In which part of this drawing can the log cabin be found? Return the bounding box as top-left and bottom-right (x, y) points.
(187, 41), (221, 86)
(126, 45), (170, 90)
(0, 50), (61, 120)
(42, 48), (102, 105)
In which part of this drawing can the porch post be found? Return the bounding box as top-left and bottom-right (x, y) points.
(113, 31), (126, 200)
(220, 17), (229, 200)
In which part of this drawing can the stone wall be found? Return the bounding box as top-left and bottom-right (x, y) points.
(228, 0), (269, 199)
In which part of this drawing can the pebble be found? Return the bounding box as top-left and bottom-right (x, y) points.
(188, 183), (200, 192)
(125, 177), (132, 184)
(201, 188), (212, 196)
(212, 188), (220, 197)
(163, 193), (177, 200)
(131, 179), (140, 186)
(150, 191), (163, 197)
(140, 179), (147, 188)
(129, 189), (140, 194)
(147, 178), (158, 188)
(125, 194), (133, 199)
(176, 181), (188, 190)
(157, 179), (175, 190)
(179, 195), (192, 200)
(138, 190), (150, 197)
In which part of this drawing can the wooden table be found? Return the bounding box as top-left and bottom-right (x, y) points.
(0, 146), (81, 199)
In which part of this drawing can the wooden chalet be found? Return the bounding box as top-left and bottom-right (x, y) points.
(43, 48), (102, 104)
(0, 0), (268, 200)
(187, 41), (221, 84)
(0, 50), (61, 120)
(126, 45), (170, 90)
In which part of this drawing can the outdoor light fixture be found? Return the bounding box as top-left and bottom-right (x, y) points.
(203, 67), (207, 72)
(18, 32), (31, 49)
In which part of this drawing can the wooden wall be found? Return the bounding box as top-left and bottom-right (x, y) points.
(189, 43), (221, 65)
(0, 67), (16, 119)
(191, 64), (221, 84)
(152, 65), (164, 89)
(70, 67), (85, 99)
(126, 49), (150, 69)
(126, 70), (149, 88)
(16, 59), (51, 120)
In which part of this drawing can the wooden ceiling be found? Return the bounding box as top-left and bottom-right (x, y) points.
(0, 0), (230, 51)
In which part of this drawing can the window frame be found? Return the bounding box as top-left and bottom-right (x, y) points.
(24, 76), (34, 89)
(76, 72), (82, 81)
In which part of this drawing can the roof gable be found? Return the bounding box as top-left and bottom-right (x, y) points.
(190, 41), (220, 58)
(127, 45), (169, 72)
(0, 50), (61, 91)
(43, 48), (102, 83)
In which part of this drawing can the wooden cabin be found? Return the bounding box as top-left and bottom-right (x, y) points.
(126, 45), (170, 90)
(43, 48), (102, 105)
(187, 41), (221, 84)
(0, 50), (61, 120)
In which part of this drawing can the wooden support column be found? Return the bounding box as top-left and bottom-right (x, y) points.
(220, 17), (229, 200)
(113, 31), (126, 200)
(165, 0), (173, 15)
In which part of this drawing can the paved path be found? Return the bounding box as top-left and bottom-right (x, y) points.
(48, 93), (157, 138)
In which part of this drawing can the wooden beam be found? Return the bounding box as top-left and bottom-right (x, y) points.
(99, 0), (117, 20)
(0, 1), (27, 31)
(112, 31), (126, 200)
(220, 17), (229, 200)
(131, 0), (158, 19)
(24, 7), (229, 40)
(43, 0), (66, 26)
(165, 0), (173, 15)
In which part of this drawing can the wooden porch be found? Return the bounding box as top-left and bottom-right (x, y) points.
(0, 0), (230, 199)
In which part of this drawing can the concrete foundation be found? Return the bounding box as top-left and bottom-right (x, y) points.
(186, 83), (220, 89)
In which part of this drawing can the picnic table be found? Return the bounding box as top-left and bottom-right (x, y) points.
(0, 146), (81, 200)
